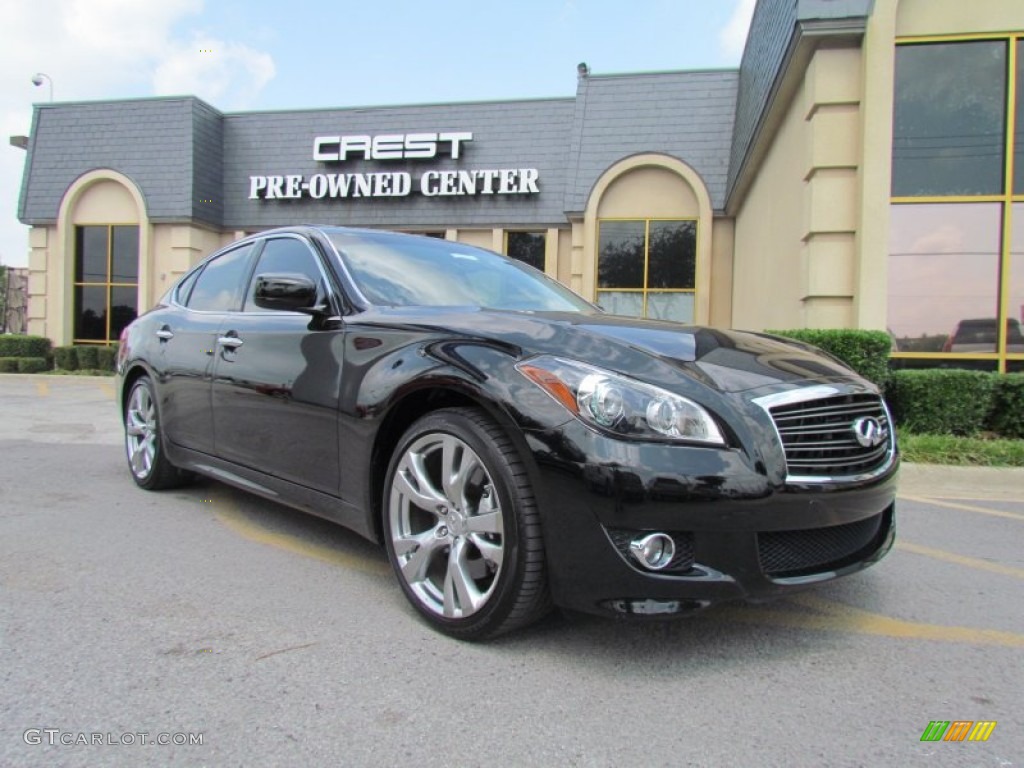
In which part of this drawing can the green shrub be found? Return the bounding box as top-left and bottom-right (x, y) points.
(0, 357), (18, 373)
(0, 335), (52, 358)
(886, 370), (995, 436)
(54, 346), (79, 371)
(17, 357), (50, 373)
(988, 373), (1024, 439)
(767, 329), (892, 386)
(95, 345), (117, 371)
(74, 345), (99, 370)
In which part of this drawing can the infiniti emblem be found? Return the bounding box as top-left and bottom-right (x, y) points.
(851, 417), (887, 448)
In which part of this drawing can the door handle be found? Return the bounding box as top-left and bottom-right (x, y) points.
(217, 335), (244, 349)
(156, 328), (174, 340)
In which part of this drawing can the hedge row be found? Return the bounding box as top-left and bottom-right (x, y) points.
(886, 370), (1024, 438)
(53, 345), (118, 372)
(767, 329), (892, 386)
(0, 357), (50, 373)
(0, 335), (52, 358)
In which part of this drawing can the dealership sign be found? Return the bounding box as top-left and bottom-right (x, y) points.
(249, 131), (540, 200)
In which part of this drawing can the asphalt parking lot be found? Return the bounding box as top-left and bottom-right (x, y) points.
(1, 374), (1021, 767)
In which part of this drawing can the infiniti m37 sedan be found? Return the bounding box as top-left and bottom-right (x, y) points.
(117, 226), (897, 639)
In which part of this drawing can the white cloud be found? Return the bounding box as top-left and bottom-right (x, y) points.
(154, 36), (276, 109)
(0, 0), (275, 267)
(719, 0), (756, 61)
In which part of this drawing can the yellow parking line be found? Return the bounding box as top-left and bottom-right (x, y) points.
(35, 380), (49, 397)
(211, 495), (389, 577)
(98, 381), (117, 399)
(720, 594), (1024, 648)
(896, 541), (1024, 579)
(899, 494), (1024, 522)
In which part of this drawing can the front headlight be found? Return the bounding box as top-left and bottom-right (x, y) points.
(516, 355), (725, 445)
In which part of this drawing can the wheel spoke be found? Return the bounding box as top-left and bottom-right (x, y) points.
(393, 527), (436, 557)
(468, 534), (504, 570)
(130, 443), (149, 474)
(465, 510), (502, 535)
(395, 451), (447, 511)
(441, 436), (480, 508)
(126, 410), (146, 436)
(443, 539), (483, 617)
(400, 532), (444, 584)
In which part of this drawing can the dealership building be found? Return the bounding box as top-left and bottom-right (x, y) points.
(14, 0), (1024, 372)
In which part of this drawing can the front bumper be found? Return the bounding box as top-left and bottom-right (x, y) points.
(525, 421), (897, 617)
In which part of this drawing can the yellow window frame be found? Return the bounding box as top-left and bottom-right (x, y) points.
(595, 217), (699, 320)
(72, 223), (139, 345)
(891, 33), (1024, 372)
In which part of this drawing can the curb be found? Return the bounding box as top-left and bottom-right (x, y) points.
(899, 462), (1024, 501)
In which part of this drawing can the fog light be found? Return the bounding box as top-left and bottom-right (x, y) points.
(629, 533), (675, 570)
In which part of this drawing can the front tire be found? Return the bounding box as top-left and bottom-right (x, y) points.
(383, 407), (550, 640)
(124, 375), (189, 490)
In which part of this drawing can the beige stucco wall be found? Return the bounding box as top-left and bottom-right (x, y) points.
(732, 81), (808, 331)
(733, 44), (865, 331)
(595, 167), (700, 219)
(26, 226), (55, 339)
(895, 0), (1024, 35)
(582, 155), (714, 322)
(709, 218), (734, 328)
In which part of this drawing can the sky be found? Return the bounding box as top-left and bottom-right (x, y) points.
(0, 0), (756, 268)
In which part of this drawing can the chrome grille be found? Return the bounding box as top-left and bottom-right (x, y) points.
(768, 393), (892, 478)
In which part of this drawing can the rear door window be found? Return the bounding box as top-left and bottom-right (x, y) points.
(187, 244), (255, 312)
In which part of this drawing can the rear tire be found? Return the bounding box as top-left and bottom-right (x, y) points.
(123, 376), (190, 490)
(383, 407), (551, 640)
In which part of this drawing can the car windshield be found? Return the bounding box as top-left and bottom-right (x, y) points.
(329, 231), (595, 312)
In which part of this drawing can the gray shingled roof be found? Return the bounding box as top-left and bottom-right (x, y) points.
(18, 97), (209, 225)
(565, 70), (739, 213)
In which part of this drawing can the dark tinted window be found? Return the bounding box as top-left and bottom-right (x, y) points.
(597, 221), (645, 289)
(75, 227), (109, 283)
(73, 225), (138, 343)
(111, 227), (139, 282)
(73, 285), (107, 341)
(245, 237), (324, 311)
(892, 41), (1007, 196)
(188, 244), (253, 312)
(648, 221), (695, 289)
(506, 232), (546, 271)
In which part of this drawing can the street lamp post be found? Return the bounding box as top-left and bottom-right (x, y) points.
(31, 72), (53, 101)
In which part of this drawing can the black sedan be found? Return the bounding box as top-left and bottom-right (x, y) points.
(117, 226), (897, 639)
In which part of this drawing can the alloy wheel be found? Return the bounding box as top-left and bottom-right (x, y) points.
(388, 432), (505, 619)
(125, 383), (158, 480)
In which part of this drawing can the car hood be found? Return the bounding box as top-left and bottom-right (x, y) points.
(353, 307), (865, 394)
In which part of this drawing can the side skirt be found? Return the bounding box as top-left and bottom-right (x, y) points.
(165, 441), (377, 543)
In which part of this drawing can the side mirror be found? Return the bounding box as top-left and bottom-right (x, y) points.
(253, 273), (319, 312)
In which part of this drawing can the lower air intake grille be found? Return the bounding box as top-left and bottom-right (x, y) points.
(758, 513), (885, 577)
(769, 393), (893, 478)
